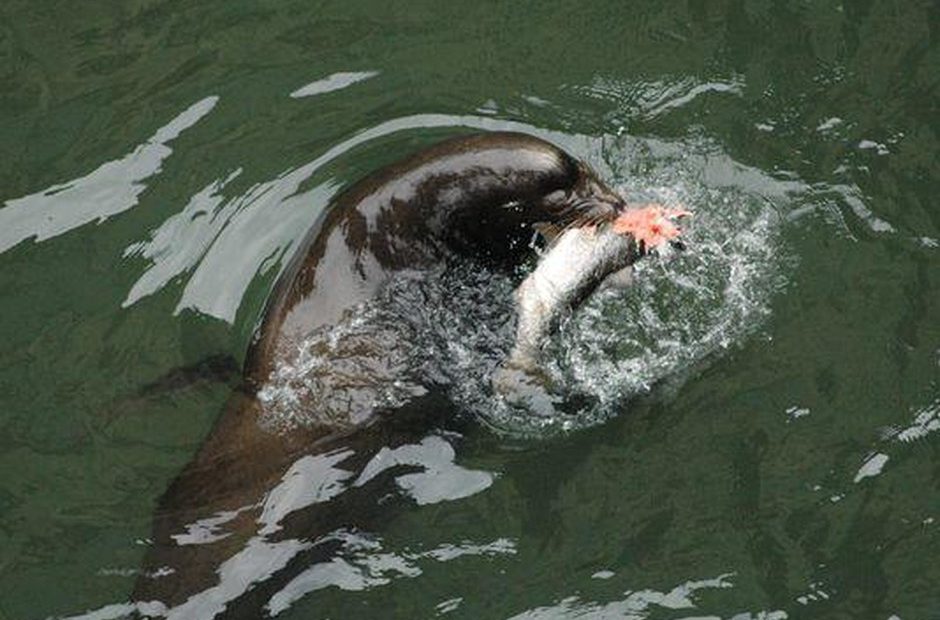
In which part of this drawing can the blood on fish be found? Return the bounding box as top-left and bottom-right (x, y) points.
(612, 204), (691, 249)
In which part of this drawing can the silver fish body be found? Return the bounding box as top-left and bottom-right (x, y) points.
(508, 226), (638, 372)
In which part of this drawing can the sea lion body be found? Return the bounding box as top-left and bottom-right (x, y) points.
(245, 132), (624, 389)
(133, 132), (640, 613)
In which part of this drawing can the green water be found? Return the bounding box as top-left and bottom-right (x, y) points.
(1, 1), (938, 618)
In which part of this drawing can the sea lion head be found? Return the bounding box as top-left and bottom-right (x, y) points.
(245, 132), (687, 390)
(527, 158), (690, 259)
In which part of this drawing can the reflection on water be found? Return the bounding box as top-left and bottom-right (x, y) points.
(568, 74), (745, 121)
(60, 431), (502, 620)
(354, 436), (495, 505)
(2, 0), (937, 616)
(853, 452), (889, 484)
(890, 397), (940, 444)
(0, 97), (218, 254)
(122, 168), (244, 307)
(290, 71), (380, 99)
(507, 573), (787, 620)
(812, 394), (940, 504)
(265, 534), (515, 617)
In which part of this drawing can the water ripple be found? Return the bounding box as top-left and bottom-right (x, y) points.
(0, 96), (218, 255)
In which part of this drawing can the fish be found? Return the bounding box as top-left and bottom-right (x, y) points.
(495, 204), (689, 406)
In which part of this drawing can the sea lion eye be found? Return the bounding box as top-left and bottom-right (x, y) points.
(541, 190), (567, 207)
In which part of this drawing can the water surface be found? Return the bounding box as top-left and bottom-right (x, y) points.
(0, 1), (937, 618)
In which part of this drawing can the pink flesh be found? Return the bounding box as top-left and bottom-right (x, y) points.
(611, 204), (691, 249)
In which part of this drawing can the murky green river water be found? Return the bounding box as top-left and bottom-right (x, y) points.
(1, 1), (937, 619)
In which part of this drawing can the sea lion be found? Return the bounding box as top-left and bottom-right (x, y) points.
(243, 131), (628, 392)
(131, 132), (682, 616)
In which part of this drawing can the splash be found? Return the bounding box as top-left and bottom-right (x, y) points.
(256, 264), (518, 432)
(487, 138), (789, 432)
(550, 182), (782, 412)
(258, 137), (789, 436)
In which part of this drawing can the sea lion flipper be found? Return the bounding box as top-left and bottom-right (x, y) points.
(101, 354), (240, 427)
